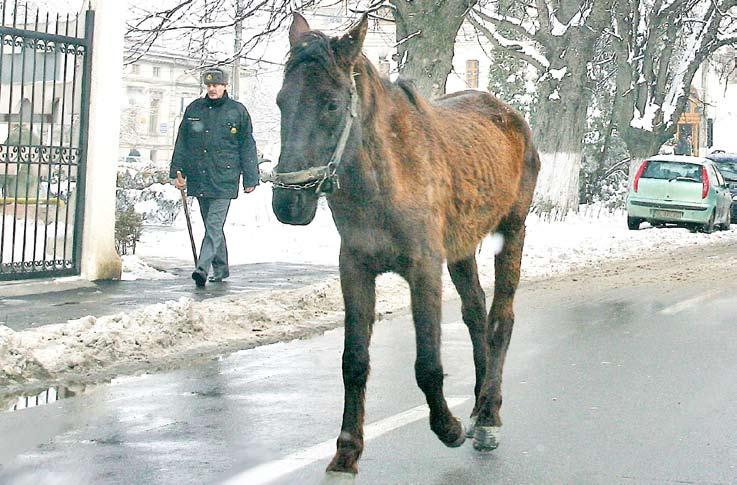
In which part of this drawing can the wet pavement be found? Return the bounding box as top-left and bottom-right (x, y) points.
(2, 261), (737, 484)
(0, 261), (337, 331)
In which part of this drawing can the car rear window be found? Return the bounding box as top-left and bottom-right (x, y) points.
(642, 161), (703, 182)
(713, 160), (737, 179)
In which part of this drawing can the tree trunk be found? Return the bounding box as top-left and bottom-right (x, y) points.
(528, 0), (612, 217)
(391, 0), (475, 99)
(530, 39), (595, 216)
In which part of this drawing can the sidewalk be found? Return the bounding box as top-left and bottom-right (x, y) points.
(0, 261), (338, 332)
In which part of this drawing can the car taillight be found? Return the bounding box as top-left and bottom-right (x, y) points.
(633, 160), (648, 192)
(702, 166), (710, 199)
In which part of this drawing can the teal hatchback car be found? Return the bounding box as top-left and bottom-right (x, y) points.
(626, 155), (732, 232)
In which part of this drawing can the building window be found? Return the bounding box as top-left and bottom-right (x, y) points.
(153, 66), (161, 78)
(378, 58), (390, 78)
(466, 59), (479, 89)
(150, 149), (157, 162)
(148, 97), (161, 135)
(131, 64), (140, 75)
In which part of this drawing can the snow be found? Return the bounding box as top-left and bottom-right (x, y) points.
(550, 67), (567, 80)
(630, 103), (661, 132)
(4, 197), (737, 391)
(548, 3), (593, 36)
(120, 255), (175, 281)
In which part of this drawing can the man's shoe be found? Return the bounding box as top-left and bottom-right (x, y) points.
(208, 276), (226, 283)
(192, 271), (206, 287)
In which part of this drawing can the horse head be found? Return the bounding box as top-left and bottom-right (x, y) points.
(270, 12), (367, 225)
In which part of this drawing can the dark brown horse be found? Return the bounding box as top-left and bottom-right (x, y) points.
(268, 12), (539, 475)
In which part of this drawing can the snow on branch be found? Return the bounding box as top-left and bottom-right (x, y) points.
(394, 29), (421, 47)
(469, 9), (548, 70)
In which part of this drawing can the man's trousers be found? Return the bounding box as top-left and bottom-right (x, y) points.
(194, 197), (231, 280)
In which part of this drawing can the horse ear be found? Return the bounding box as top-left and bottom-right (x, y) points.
(334, 14), (368, 67)
(289, 12), (311, 47)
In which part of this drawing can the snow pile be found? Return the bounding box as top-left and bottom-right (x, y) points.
(120, 255), (176, 280)
(3, 206), (737, 392)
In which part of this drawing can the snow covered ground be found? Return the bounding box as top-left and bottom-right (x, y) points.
(3, 190), (737, 393)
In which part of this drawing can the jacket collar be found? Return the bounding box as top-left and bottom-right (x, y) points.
(204, 91), (229, 107)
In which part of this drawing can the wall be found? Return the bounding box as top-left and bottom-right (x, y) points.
(80, 0), (125, 280)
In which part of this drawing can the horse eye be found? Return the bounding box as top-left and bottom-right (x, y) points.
(326, 101), (339, 112)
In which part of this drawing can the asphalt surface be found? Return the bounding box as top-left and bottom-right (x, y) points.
(0, 261), (337, 331)
(1, 243), (737, 484)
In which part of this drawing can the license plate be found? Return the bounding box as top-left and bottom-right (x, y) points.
(653, 209), (683, 219)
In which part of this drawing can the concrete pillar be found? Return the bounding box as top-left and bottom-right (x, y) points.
(79, 0), (125, 280)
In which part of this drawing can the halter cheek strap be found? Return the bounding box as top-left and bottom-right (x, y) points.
(261, 74), (359, 195)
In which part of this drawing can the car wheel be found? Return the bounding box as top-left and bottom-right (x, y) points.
(627, 216), (642, 230)
(701, 210), (716, 234)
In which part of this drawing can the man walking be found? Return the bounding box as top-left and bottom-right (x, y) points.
(170, 67), (259, 287)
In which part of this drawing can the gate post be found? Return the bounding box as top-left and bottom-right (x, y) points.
(79, 0), (125, 280)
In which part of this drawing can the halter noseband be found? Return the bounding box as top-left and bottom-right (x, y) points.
(261, 74), (359, 196)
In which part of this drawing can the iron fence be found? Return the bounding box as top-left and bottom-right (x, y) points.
(0, 0), (93, 280)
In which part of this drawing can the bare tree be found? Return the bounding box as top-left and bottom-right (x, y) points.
(610, 0), (737, 162)
(389, 0), (479, 99)
(469, 0), (612, 216)
(124, 0), (335, 68)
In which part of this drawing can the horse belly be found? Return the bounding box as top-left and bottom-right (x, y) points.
(442, 169), (520, 262)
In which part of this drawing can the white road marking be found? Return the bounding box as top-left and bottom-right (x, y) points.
(221, 396), (471, 485)
(658, 290), (720, 316)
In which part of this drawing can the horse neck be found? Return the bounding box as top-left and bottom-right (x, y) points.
(350, 63), (406, 185)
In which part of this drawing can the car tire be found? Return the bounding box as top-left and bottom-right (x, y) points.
(627, 216), (642, 230)
(702, 211), (716, 234)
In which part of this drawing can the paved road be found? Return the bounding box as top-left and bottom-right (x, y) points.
(1, 244), (737, 484)
(0, 261), (337, 331)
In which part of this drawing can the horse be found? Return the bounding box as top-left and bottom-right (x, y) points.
(267, 12), (540, 475)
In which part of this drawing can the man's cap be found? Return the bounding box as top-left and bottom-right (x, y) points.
(201, 67), (229, 85)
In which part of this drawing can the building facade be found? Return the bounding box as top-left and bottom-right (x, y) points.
(119, 49), (202, 162)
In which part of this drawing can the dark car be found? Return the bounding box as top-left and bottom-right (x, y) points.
(705, 152), (737, 221)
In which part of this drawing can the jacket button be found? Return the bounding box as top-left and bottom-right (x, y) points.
(203, 149), (207, 153)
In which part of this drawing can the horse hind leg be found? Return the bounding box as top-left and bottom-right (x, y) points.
(447, 254), (488, 435)
(326, 249), (377, 475)
(473, 216), (526, 452)
(408, 256), (466, 448)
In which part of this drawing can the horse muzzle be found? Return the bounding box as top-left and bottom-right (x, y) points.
(272, 188), (319, 225)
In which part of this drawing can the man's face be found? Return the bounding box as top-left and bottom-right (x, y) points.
(206, 83), (226, 99)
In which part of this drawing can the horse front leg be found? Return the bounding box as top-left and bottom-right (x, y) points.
(409, 257), (466, 448)
(474, 220), (526, 451)
(326, 249), (376, 475)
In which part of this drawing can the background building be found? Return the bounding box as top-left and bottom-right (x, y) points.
(119, 48), (202, 162)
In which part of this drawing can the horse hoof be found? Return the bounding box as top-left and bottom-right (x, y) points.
(473, 426), (501, 452)
(442, 418), (466, 448)
(466, 416), (477, 438)
(322, 471), (358, 484)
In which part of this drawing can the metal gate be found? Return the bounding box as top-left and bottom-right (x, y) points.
(0, 1), (93, 281)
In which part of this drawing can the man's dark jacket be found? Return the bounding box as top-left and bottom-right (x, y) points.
(170, 92), (259, 199)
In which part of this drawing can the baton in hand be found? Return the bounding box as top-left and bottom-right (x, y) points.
(177, 171), (198, 267)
